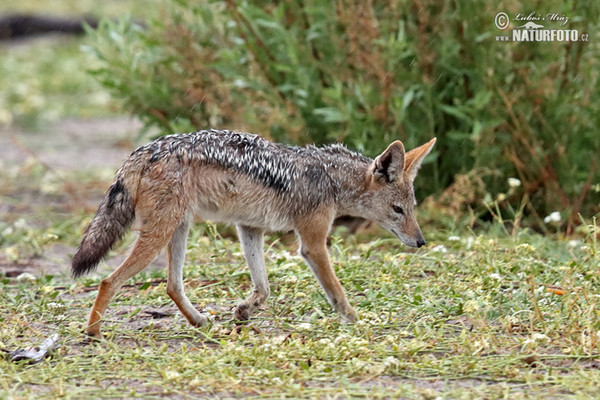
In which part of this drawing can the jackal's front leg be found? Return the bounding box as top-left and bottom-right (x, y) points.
(234, 225), (270, 321)
(166, 217), (207, 327)
(296, 212), (357, 323)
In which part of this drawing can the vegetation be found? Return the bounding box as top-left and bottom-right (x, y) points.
(1, 203), (599, 398)
(0, 38), (113, 127)
(83, 0), (600, 231)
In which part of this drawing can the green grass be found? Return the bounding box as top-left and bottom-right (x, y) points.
(1, 217), (599, 398)
(0, 38), (113, 127)
(0, 0), (156, 18)
(0, 0), (158, 128)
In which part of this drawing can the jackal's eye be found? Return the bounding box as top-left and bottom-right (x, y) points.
(392, 205), (405, 215)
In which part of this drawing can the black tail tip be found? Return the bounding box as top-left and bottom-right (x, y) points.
(71, 252), (99, 278)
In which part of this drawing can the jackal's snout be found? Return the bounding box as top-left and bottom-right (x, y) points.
(406, 228), (426, 248)
(390, 223), (426, 248)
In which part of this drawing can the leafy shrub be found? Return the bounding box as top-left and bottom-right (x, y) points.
(84, 0), (600, 231)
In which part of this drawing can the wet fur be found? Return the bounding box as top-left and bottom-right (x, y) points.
(72, 129), (435, 338)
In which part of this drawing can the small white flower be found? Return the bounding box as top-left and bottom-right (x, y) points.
(164, 369), (181, 380)
(517, 243), (536, 253)
(508, 178), (521, 188)
(465, 237), (477, 249)
(431, 245), (447, 253)
(489, 273), (502, 281)
(567, 240), (581, 248)
(523, 338), (535, 347)
(384, 356), (400, 367)
(544, 211), (562, 224)
(350, 358), (367, 370)
(271, 377), (283, 385)
(233, 79), (248, 88)
(448, 235), (461, 242)
(47, 302), (66, 314)
(189, 377), (203, 388)
(532, 332), (549, 342)
(334, 334), (350, 344)
(297, 322), (312, 331)
(16, 272), (36, 283)
(14, 219), (27, 230)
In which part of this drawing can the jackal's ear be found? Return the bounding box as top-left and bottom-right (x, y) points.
(373, 141), (405, 183)
(404, 138), (436, 182)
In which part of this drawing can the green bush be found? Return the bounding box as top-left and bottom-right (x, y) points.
(84, 0), (600, 231)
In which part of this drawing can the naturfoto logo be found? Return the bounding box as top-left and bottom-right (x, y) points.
(494, 11), (589, 42)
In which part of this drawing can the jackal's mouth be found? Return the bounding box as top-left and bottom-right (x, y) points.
(390, 228), (421, 248)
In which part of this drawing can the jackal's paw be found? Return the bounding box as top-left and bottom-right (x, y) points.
(340, 308), (358, 324)
(234, 303), (253, 321)
(189, 313), (209, 327)
(85, 329), (104, 341)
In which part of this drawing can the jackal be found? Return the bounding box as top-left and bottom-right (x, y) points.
(72, 129), (436, 339)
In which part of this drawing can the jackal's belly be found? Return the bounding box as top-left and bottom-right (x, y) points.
(193, 205), (294, 232)
(187, 168), (297, 231)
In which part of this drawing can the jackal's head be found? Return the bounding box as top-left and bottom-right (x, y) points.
(362, 138), (436, 248)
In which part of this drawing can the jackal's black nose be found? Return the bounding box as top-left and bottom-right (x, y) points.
(416, 238), (426, 248)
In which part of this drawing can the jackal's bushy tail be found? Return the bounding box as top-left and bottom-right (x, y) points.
(72, 179), (135, 277)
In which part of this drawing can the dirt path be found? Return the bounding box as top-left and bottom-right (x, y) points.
(0, 117), (147, 279)
(0, 116), (141, 171)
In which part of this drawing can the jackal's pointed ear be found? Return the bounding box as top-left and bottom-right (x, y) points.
(404, 138), (436, 182)
(372, 141), (405, 183)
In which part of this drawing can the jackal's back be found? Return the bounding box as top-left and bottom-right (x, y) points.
(135, 129), (371, 201)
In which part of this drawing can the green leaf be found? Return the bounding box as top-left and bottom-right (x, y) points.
(313, 107), (346, 123)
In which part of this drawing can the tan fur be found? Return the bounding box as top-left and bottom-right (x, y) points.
(295, 206), (357, 322)
(73, 132), (436, 339)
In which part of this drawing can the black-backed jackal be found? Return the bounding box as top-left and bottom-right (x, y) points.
(73, 130), (436, 339)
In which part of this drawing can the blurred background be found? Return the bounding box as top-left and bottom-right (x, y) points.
(1, 0), (599, 241)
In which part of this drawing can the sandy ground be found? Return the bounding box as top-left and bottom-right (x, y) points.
(0, 117), (148, 278)
(0, 116), (141, 170)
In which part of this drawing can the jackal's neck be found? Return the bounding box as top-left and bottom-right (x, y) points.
(329, 160), (372, 218)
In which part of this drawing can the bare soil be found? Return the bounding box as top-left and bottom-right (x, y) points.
(0, 116), (145, 278)
(0, 116), (140, 171)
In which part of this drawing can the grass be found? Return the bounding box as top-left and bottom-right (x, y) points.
(0, 0), (156, 16)
(0, 37), (114, 127)
(0, 0), (157, 128)
(1, 203), (599, 398)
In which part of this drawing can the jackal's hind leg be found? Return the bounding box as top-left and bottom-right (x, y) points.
(86, 230), (172, 339)
(234, 225), (270, 321)
(166, 217), (207, 327)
